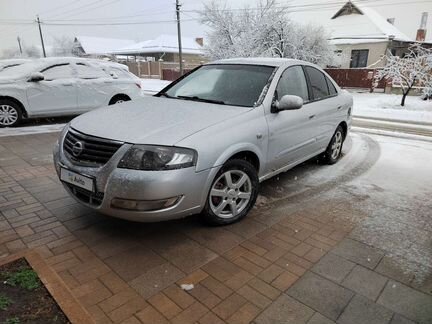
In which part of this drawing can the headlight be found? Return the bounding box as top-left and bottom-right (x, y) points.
(118, 145), (197, 170)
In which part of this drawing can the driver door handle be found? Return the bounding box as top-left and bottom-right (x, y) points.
(309, 115), (315, 119)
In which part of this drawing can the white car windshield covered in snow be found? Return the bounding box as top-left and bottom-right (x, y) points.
(161, 64), (275, 107)
(0, 62), (42, 78)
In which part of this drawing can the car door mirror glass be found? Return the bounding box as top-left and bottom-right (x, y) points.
(29, 72), (44, 82)
(276, 95), (303, 111)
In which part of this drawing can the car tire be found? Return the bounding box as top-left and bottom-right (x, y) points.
(203, 159), (259, 226)
(109, 95), (130, 105)
(322, 126), (345, 165)
(0, 99), (23, 127)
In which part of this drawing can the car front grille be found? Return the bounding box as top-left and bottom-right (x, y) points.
(66, 184), (104, 206)
(63, 128), (123, 166)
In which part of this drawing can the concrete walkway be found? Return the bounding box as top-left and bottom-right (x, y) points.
(0, 132), (431, 324)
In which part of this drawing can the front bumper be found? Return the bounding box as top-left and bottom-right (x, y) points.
(53, 132), (215, 222)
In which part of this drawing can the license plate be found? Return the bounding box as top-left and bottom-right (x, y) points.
(60, 168), (94, 192)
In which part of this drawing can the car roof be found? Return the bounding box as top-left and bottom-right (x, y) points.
(209, 57), (308, 67)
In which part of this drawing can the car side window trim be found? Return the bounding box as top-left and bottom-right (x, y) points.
(273, 64), (311, 106)
(40, 63), (69, 73)
(40, 63), (72, 81)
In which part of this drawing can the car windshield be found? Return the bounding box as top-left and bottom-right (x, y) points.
(0, 62), (38, 77)
(161, 64), (275, 107)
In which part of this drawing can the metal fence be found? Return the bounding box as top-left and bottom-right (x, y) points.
(324, 68), (387, 90)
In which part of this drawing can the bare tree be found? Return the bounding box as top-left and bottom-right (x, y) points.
(376, 44), (432, 106)
(200, 0), (335, 66)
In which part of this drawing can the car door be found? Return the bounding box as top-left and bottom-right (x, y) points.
(265, 65), (319, 172)
(75, 63), (113, 111)
(303, 66), (339, 150)
(26, 63), (78, 115)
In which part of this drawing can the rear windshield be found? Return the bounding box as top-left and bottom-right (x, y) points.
(163, 64), (275, 107)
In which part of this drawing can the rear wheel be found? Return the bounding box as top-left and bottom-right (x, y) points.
(322, 126), (344, 164)
(0, 99), (22, 127)
(203, 159), (259, 225)
(109, 95), (130, 105)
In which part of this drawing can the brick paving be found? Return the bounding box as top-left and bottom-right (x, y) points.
(0, 132), (431, 324)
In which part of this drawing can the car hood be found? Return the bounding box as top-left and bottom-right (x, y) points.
(71, 96), (251, 145)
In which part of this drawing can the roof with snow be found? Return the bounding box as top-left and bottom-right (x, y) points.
(328, 1), (411, 45)
(111, 34), (203, 55)
(74, 36), (135, 55)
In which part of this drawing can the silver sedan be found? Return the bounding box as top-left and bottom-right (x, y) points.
(53, 58), (352, 225)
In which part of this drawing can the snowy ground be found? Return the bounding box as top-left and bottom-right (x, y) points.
(352, 92), (432, 124)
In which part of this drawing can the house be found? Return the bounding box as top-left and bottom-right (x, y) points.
(73, 36), (135, 57)
(110, 34), (206, 64)
(328, 1), (414, 68)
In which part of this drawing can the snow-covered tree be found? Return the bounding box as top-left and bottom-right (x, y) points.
(1, 44), (41, 59)
(200, 0), (334, 66)
(51, 36), (75, 57)
(376, 44), (432, 106)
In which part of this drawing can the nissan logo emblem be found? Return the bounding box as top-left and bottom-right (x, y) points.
(72, 141), (84, 157)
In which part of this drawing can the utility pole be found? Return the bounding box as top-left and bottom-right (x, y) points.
(17, 37), (23, 55)
(175, 0), (183, 75)
(36, 15), (46, 57)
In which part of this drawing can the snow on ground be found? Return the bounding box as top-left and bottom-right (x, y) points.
(140, 79), (170, 95)
(0, 123), (66, 137)
(352, 92), (432, 124)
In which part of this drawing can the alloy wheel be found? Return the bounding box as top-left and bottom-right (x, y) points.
(0, 105), (18, 126)
(331, 130), (343, 160)
(209, 170), (252, 219)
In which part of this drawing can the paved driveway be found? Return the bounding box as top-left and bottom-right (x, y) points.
(0, 131), (431, 324)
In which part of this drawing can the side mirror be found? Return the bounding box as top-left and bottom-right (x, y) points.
(272, 95), (303, 112)
(110, 71), (119, 79)
(29, 72), (44, 82)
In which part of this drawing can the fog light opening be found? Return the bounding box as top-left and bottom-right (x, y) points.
(111, 196), (182, 211)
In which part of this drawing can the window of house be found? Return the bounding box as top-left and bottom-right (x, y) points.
(275, 65), (309, 102)
(350, 49), (369, 68)
(304, 66), (330, 100)
(41, 64), (74, 80)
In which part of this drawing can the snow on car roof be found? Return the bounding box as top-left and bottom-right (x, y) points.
(211, 57), (307, 67)
(328, 2), (411, 44)
(0, 57), (130, 78)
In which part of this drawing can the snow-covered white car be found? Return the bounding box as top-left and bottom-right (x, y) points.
(0, 58), (32, 72)
(0, 57), (143, 127)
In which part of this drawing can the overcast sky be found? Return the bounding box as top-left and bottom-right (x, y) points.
(0, 0), (431, 53)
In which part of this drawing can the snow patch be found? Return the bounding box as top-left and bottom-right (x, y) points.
(352, 92), (432, 124)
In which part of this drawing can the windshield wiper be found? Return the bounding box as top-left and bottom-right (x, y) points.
(158, 92), (176, 98)
(177, 95), (225, 105)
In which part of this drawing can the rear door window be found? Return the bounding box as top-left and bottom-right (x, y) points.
(304, 66), (330, 101)
(326, 76), (338, 96)
(76, 63), (108, 79)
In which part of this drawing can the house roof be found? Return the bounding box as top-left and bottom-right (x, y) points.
(111, 34), (203, 55)
(75, 36), (135, 55)
(328, 1), (411, 45)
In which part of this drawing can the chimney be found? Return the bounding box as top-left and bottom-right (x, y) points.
(195, 37), (203, 46)
(387, 18), (395, 25)
(416, 12), (428, 42)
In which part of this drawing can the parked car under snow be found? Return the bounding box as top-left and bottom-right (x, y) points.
(0, 57), (143, 127)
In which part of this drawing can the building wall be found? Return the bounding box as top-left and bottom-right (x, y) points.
(334, 42), (389, 68)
